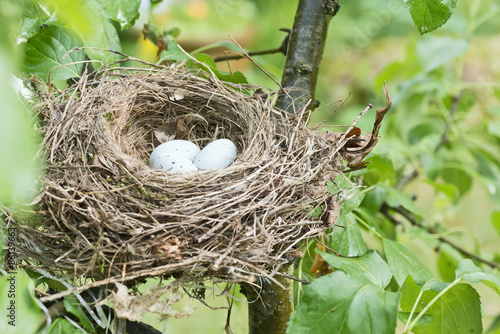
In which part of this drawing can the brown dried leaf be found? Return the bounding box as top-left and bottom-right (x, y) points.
(344, 82), (391, 170)
(175, 118), (190, 140)
(153, 129), (174, 144)
(322, 196), (339, 227)
(310, 244), (333, 277)
(152, 237), (183, 259)
(346, 127), (361, 138)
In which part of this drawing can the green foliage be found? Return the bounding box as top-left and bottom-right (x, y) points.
(291, 246), (500, 333)
(330, 213), (368, 257)
(23, 25), (85, 81)
(187, 53), (248, 84)
(0, 272), (42, 334)
(17, 0), (124, 73)
(319, 250), (392, 288)
(405, 0), (457, 34)
(63, 295), (95, 332)
(288, 271), (399, 334)
(100, 0), (141, 29)
(0, 1), (40, 205)
(416, 36), (468, 71)
(383, 239), (434, 286)
(44, 318), (85, 334)
(492, 211), (500, 236)
(158, 40), (248, 84)
(400, 276), (482, 334)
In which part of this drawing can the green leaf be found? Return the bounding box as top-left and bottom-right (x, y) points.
(59, 0), (122, 63)
(353, 207), (385, 237)
(366, 154), (395, 183)
(318, 249), (392, 288)
(0, 74), (40, 204)
(441, 166), (472, 198)
(401, 275), (482, 334)
(1, 6), (40, 205)
(383, 239), (434, 286)
(19, 16), (49, 42)
(100, 0), (141, 29)
(187, 53), (248, 84)
(64, 295), (95, 332)
(408, 121), (441, 145)
(492, 210), (500, 236)
(22, 25), (85, 81)
(416, 36), (469, 71)
(0, 272), (42, 334)
(45, 318), (83, 334)
(437, 243), (464, 282)
(455, 259), (500, 297)
(287, 272), (400, 334)
(377, 183), (422, 215)
(398, 311), (435, 327)
(158, 39), (191, 62)
(421, 279), (451, 292)
(404, 0), (458, 34)
(330, 213), (368, 257)
(18, 0), (50, 19)
(425, 180), (459, 201)
(340, 190), (365, 215)
(360, 187), (387, 213)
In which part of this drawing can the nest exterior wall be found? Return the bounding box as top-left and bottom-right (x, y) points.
(11, 67), (344, 284)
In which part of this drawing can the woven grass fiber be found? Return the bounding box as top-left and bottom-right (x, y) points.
(10, 65), (371, 289)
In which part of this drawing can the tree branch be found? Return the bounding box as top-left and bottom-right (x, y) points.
(381, 203), (500, 269)
(240, 2), (340, 333)
(276, 0), (340, 113)
(241, 269), (294, 334)
(214, 28), (290, 62)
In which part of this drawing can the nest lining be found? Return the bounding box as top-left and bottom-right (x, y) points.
(13, 66), (349, 285)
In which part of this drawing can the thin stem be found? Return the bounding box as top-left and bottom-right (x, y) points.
(434, 91), (464, 153)
(407, 279), (461, 332)
(403, 289), (424, 333)
(213, 28), (290, 62)
(353, 211), (384, 240)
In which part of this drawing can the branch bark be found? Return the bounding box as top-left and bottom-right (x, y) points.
(276, 0), (340, 113)
(241, 268), (294, 334)
(241, 1), (340, 333)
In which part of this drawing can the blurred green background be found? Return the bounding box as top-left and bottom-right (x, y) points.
(3, 0), (500, 332)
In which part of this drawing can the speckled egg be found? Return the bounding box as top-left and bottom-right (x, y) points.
(194, 139), (237, 170)
(149, 140), (200, 172)
(156, 156), (198, 172)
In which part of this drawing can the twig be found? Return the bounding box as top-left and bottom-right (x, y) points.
(313, 237), (342, 257)
(381, 203), (500, 269)
(274, 271), (311, 285)
(434, 91), (464, 153)
(397, 91), (464, 189)
(214, 28), (290, 62)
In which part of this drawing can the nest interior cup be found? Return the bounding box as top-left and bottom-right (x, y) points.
(15, 67), (343, 284)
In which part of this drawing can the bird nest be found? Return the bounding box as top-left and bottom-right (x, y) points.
(9, 65), (390, 293)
